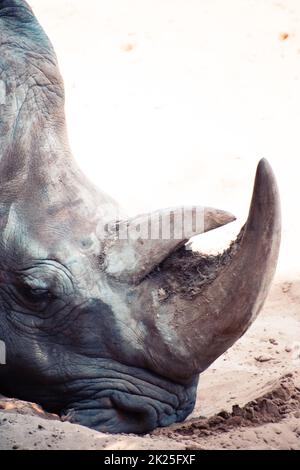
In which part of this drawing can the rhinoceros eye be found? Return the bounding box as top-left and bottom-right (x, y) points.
(17, 278), (54, 309)
(21, 286), (51, 303)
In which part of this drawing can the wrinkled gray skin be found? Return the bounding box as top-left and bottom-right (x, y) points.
(0, 1), (281, 434)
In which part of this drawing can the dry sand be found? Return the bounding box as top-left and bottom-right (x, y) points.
(0, 0), (300, 450)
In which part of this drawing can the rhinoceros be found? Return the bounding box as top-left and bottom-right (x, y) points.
(0, 0), (281, 434)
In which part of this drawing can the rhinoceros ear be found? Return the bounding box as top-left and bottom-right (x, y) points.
(103, 206), (235, 284)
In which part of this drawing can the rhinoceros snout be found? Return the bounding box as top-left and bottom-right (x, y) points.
(62, 398), (191, 434)
(59, 374), (197, 434)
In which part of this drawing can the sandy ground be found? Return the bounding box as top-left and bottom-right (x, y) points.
(1, 0), (300, 450)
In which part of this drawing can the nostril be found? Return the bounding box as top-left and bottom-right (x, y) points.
(110, 392), (158, 434)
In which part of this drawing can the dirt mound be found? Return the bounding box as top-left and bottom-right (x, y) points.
(152, 375), (300, 439)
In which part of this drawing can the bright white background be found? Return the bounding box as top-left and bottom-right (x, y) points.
(31, 0), (300, 281)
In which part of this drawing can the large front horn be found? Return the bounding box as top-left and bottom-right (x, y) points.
(154, 159), (281, 378)
(130, 159), (281, 380)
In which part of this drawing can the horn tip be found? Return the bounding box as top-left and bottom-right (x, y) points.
(255, 158), (279, 197)
(256, 158), (275, 181)
(248, 158), (281, 233)
(215, 210), (236, 226)
(204, 208), (236, 232)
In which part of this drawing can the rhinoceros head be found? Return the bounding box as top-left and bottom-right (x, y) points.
(0, 1), (281, 434)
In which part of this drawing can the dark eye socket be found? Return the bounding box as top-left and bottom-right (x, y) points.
(26, 288), (51, 301)
(18, 283), (53, 305)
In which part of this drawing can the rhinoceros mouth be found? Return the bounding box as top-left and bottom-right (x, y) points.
(60, 391), (195, 434)
(59, 371), (198, 434)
